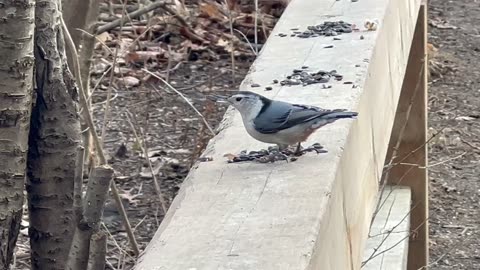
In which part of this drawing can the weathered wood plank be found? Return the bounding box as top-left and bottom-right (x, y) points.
(362, 186), (411, 270)
(135, 0), (422, 269)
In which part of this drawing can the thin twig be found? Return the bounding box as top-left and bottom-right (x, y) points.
(398, 151), (467, 169)
(61, 16), (140, 256)
(133, 215), (147, 233)
(96, 1), (189, 34)
(61, 16), (106, 167)
(461, 138), (480, 152)
(100, 3), (123, 145)
(74, 146), (85, 224)
(233, 28), (257, 55)
(366, 54), (431, 265)
(372, 128), (445, 218)
(96, 1), (168, 34)
(166, 45), (172, 83)
(371, 59), (426, 225)
(125, 111), (168, 214)
(141, 68), (216, 136)
(76, 28), (114, 55)
(383, 126), (446, 173)
(177, 71), (227, 91)
(254, 0), (259, 54)
(88, 65), (113, 103)
(101, 223), (134, 260)
(417, 234), (471, 270)
(225, 0), (236, 85)
(365, 201), (420, 265)
(259, 13), (268, 47)
(362, 214), (428, 267)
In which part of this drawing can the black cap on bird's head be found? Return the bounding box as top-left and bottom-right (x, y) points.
(226, 91), (272, 113)
(206, 91), (272, 116)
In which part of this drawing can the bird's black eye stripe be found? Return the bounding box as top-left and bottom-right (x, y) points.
(235, 97), (242, 102)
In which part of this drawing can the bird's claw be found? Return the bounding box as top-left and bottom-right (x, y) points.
(294, 143), (327, 156)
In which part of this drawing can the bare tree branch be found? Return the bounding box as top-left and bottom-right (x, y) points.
(125, 111), (168, 213)
(86, 232), (107, 270)
(67, 166), (113, 270)
(61, 15), (140, 256)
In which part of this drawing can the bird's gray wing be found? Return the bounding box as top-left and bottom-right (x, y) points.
(253, 101), (338, 134)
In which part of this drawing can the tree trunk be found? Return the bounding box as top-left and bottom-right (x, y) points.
(27, 0), (82, 269)
(63, 0), (102, 168)
(0, 1), (35, 268)
(62, 0), (90, 52)
(77, 0), (102, 100)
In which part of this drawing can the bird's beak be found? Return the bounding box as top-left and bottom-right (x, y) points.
(207, 94), (231, 104)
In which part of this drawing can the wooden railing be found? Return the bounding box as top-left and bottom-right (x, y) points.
(135, 0), (428, 269)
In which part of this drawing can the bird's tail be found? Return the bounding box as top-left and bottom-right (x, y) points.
(325, 110), (358, 119)
(311, 110), (357, 129)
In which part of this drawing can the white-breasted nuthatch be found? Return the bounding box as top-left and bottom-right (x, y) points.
(214, 91), (358, 153)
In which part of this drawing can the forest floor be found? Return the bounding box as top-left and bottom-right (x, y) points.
(427, 0), (480, 269)
(12, 0), (480, 269)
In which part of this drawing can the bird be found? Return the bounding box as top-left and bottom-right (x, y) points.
(215, 91), (358, 155)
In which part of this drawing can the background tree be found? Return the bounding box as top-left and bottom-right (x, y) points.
(0, 1), (35, 268)
(64, 0), (102, 167)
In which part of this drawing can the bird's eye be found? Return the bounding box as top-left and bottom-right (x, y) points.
(235, 97), (242, 102)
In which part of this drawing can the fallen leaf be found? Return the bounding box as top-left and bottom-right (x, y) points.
(223, 153), (237, 161)
(119, 188), (142, 206)
(139, 160), (165, 179)
(125, 50), (165, 64)
(97, 32), (112, 43)
(430, 19), (458, 29)
(113, 66), (131, 75)
(199, 2), (226, 21)
(120, 76), (140, 88)
(92, 62), (109, 75)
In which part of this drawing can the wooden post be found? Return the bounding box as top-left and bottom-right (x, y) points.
(385, 3), (428, 270)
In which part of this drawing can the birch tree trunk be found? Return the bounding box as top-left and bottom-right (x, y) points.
(27, 0), (82, 269)
(0, 1), (35, 268)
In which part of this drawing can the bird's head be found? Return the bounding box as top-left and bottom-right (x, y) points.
(227, 91), (265, 115)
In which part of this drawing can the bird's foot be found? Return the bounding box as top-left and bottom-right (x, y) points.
(269, 145), (297, 156)
(294, 143), (327, 156)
